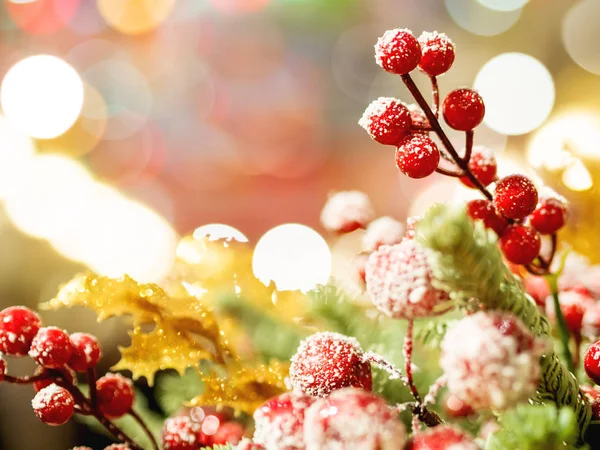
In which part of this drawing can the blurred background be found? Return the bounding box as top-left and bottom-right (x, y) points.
(1, 0), (600, 448)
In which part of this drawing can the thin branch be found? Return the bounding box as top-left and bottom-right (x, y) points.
(423, 375), (447, 408)
(87, 368), (98, 410)
(436, 166), (464, 178)
(363, 352), (406, 383)
(463, 130), (474, 164)
(430, 76), (440, 118)
(129, 409), (159, 450)
(403, 319), (421, 403)
(4, 374), (51, 384)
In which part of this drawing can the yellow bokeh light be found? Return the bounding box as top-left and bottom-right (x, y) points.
(1, 55), (84, 139)
(97, 0), (176, 35)
(562, 159), (593, 192)
(252, 224), (331, 292)
(474, 53), (554, 135)
(193, 224), (248, 243)
(0, 115), (36, 200)
(476, 0), (528, 12)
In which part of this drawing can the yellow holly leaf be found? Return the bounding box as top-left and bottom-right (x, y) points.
(188, 361), (288, 414)
(111, 323), (212, 386)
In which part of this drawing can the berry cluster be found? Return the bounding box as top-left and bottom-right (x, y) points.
(358, 28), (568, 270)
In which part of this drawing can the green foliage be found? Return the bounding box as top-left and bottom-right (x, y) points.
(486, 404), (585, 450)
(155, 368), (204, 416)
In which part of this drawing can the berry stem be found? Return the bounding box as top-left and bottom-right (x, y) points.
(87, 368), (98, 410)
(430, 76), (440, 118)
(400, 74), (493, 201)
(363, 352), (406, 382)
(546, 273), (576, 374)
(129, 408), (159, 450)
(4, 373), (52, 384)
(435, 166), (464, 178)
(423, 375), (447, 408)
(463, 130), (473, 163)
(403, 319), (421, 403)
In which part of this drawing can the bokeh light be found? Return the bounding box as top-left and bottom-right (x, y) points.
(474, 53), (554, 135)
(562, 159), (593, 192)
(0, 115), (36, 200)
(193, 224), (248, 242)
(252, 224), (331, 292)
(1, 55), (84, 139)
(562, 0), (600, 75)
(96, 0), (176, 35)
(445, 0), (522, 36)
(208, 0), (271, 14)
(6, 0), (80, 35)
(476, 0), (528, 12)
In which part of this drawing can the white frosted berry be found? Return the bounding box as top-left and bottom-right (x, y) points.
(304, 388), (406, 450)
(320, 191), (375, 234)
(440, 311), (547, 410)
(236, 439), (265, 450)
(411, 425), (478, 450)
(253, 392), (313, 450)
(362, 216), (405, 252)
(365, 239), (449, 319)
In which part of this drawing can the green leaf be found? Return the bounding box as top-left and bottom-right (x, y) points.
(155, 368), (205, 416)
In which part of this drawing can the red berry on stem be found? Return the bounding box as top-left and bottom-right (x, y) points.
(290, 332), (372, 397)
(68, 333), (102, 372)
(211, 421), (244, 445)
(29, 327), (74, 369)
(466, 199), (508, 235)
(592, 400), (600, 420)
(33, 366), (77, 392)
(96, 373), (134, 418)
(410, 425), (478, 450)
(460, 146), (497, 188)
(584, 341), (600, 385)
(0, 306), (42, 356)
(442, 88), (485, 131)
(493, 174), (538, 219)
(359, 97), (411, 145)
(529, 195), (568, 234)
(407, 104), (430, 133)
(320, 191), (375, 234)
(32, 384), (74, 426)
(417, 31), (455, 76)
(162, 416), (202, 450)
(500, 225), (541, 265)
(444, 394), (474, 418)
(396, 134), (440, 179)
(375, 28), (421, 75)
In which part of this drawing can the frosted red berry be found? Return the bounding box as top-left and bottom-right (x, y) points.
(561, 301), (586, 336)
(396, 134), (440, 179)
(29, 327), (74, 369)
(237, 439), (265, 450)
(253, 392), (313, 449)
(0, 356), (5, 383)
(581, 385), (600, 402)
(493, 174), (538, 219)
(96, 373), (134, 418)
(524, 276), (550, 307)
(375, 28), (421, 75)
(32, 384), (74, 426)
(444, 394), (474, 418)
(104, 445), (130, 450)
(290, 332), (372, 397)
(68, 333), (102, 372)
(529, 195), (568, 234)
(500, 225), (541, 265)
(460, 146), (497, 188)
(442, 88), (485, 131)
(162, 416), (202, 450)
(407, 104), (430, 133)
(417, 31), (455, 76)
(409, 425), (478, 450)
(584, 341), (600, 385)
(33, 366), (76, 392)
(466, 199), (509, 235)
(211, 421), (244, 445)
(359, 97), (411, 145)
(0, 306), (42, 356)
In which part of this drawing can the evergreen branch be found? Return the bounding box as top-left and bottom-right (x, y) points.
(418, 204), (591, 440)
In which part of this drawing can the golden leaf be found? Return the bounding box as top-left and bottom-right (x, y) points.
(188, 361), (289, 414)
(111, 323), (212, 386)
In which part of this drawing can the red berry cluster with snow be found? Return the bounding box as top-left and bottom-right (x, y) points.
(440, 311), (548, 411)
(320, 190), (375, 234)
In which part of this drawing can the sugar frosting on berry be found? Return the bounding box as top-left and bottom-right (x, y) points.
(374, 28), (421, 75)
(440, 311), (547, 410)
(237, 439), (265, 450)
(253, 392), (313, 449)
(411, 425), (478, 450)
(162, 416), (201, 450)
(358, 97), (411, 145)
(303, 388), (406, 450)
(365, 239), (450, 319)
(362, 216), (405, 252)
(320, 191), (375, 233)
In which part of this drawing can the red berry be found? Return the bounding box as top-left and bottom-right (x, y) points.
(407, 104), (430, 133)
(500, 225), (541, 265)
(104, 445), (130, 450)
(211, 421), (244, 445)
(581, 385), (600, 402)
(237, 440), (264, 450)
(355, 253), (369, 286)
(529, 195), (568, 234)
(320, 191), (374, 234)
(410, 425), (478, 450)
(592, 400), (600, 420)
(396, 134), (440, 179)
(375, 28), (421, 75)
(33, 366), (77, 392)
(584, 341), (600, 385)
(0, 306), (42, 356)
(96, 373), (134, 418)
(253, 392), (313, 449)
(32, 384), (74, 426)
(584, 305), (600, 339)
(29, 327), (74, 369)
(548, 289), (593, 336)
(493, 174), (538, 219)
(444, 394), (474, 418)
(442, 88), (485, 131)
(68, 333), (102, 372)
(460, 146), (497, 188)
(561, 300), (586, 336)
(0, 356), (5, 383)
(162, 416), (202, 450)
(359, 97), (411, 145)
(524, 276), (550, 307)
(290, 332), (372, 397)
(466, 199), (508, 235)
(417, 31), (455, 76)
